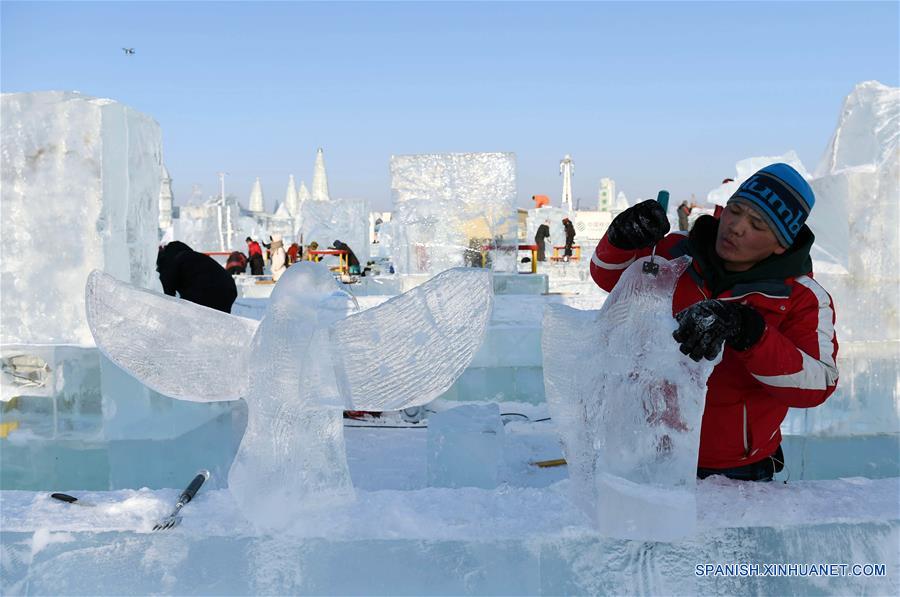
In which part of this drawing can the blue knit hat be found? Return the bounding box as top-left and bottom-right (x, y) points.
(727, 163), (815, 247)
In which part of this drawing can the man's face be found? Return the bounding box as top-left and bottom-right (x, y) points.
(715, 202), (786, 271)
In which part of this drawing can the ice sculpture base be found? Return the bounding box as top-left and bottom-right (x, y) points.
(2, 478), (897, 596)
(595, 472), (696, 542)
(492, 273), (548, 295)
(427, 404), (504, 489)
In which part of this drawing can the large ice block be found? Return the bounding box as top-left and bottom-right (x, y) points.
(390, 152), (518, 275)
(1, 91), (162, 345)
(809, 81), (899, 342)
(299, 197), (370, 266)
(427, 403), (504, 489)
(543, 255), (716, 541)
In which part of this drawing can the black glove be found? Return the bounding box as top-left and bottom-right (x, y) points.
(672, 300), (766, 361)
(607, 199), (671, 250)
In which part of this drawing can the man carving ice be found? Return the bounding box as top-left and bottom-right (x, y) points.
(590, 163), (839, 481)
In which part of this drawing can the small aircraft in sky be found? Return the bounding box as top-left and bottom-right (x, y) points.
(122, 48), (135, 55)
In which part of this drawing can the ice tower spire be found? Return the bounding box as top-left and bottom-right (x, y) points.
(560, 154), (574, 212)
(284, 175), (299, 217)
(311, 147), (330, 202)
(297, 180), (311, 204)
(248, 177), (265, 213)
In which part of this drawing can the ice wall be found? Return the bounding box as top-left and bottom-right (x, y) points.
(390, 152), (518, 275)
(299, 197), (370, 265)
(1, 91), (162, 345)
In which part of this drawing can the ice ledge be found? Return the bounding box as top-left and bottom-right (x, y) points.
(2, 477), (897, 539)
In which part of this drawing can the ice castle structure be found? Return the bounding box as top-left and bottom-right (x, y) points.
(390, 152), (519, 276)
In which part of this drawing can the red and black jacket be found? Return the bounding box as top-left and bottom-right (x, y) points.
(590, 215), (839, 469)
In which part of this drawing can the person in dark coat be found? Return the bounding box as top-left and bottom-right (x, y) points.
(331, 239), (360, 274)
(225, 251), (248, 275)
(562, 217), (576, 261)
(246, 237), (264, 275)
(156, 241), (238, 313)
(534, 220), (550, 262)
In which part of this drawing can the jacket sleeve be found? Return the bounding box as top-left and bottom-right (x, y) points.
(158, 264), (178, 296)
(734, 276), (839, 408)
(589, 232), (684, 292)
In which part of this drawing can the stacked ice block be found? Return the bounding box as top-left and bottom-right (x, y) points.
(428, 403), (504, 489)
(390, 152), (518, 275)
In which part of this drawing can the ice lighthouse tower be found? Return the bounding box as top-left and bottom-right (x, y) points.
(159, 165), (174, 231)
(560, 154), (574, 212)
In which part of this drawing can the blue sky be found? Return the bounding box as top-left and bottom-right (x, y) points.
(2, 1), (897, 211)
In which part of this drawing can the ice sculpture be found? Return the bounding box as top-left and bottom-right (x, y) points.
(390, 152), (518, 275)
(85, 262), (492, 529)
(1, 91), (162, 345)
(542, 255), (716, 542)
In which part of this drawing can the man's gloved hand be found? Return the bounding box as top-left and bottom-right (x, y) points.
(607, 199), (671, 250)
(672, 300), (766, 361)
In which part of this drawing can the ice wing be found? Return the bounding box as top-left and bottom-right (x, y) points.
(330, 268), (493, 411)
(85, 270), (258, 403)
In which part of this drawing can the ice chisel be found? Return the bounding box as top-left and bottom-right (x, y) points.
(642, 189), (670, 277)
(153, 469), (210, 531)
